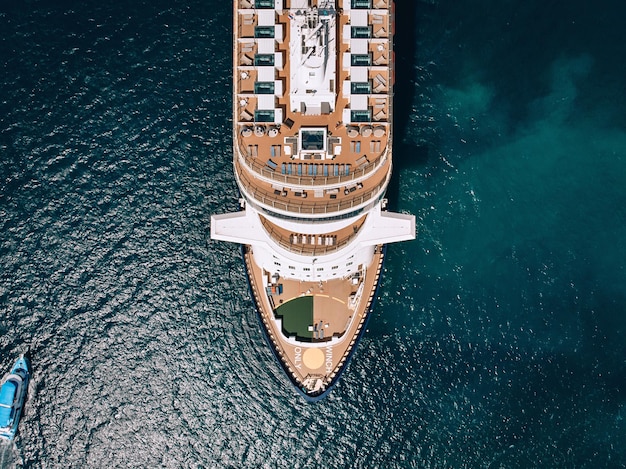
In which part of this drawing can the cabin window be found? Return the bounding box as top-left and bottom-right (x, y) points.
(254, 26), (275, 39)
(254, 81), (275, 94)
(351, 54), (372, 66)
(351, 0), (372, 8)
(351, 26), (371, 39)
(254, 54), (275, 66)
(351, 82), (371, 94)
(351, 110), (372, 122)
(255, 110), (275, 122)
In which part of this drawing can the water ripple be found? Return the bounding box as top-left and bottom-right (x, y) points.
(1, 0), (625, 468)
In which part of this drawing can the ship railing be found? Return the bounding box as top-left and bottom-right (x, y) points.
(235, 138), (389, 188)
(258, 217), (364, 257)
(323, 246), (385, 387)
(243, 248), (302, 384)
(235, 163), (388, 216)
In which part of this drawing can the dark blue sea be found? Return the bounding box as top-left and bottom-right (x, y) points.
(1, 1), (625, 467)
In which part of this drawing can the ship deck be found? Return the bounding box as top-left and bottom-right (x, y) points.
(245, 243), (385, 394)
(228, 0), (397, 398)
(233, 0), (393, 212)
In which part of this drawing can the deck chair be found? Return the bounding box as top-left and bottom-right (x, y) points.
(374, 110), (387, 121)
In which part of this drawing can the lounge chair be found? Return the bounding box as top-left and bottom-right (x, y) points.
(373, 55), (387, 66)
(240, 109), (254, 121)
(374, 110), (387, 121)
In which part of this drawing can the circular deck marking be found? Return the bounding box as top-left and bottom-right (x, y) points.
(302, 347), (325, 370)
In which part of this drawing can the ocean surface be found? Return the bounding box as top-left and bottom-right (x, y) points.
(1, 0), (625, 467)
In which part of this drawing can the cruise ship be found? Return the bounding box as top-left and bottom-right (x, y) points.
(211, 0), (415, 400)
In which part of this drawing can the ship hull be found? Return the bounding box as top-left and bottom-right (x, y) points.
(211, 0), (414, 400)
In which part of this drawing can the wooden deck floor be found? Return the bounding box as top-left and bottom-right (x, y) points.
(244, 244), (385, 394)
(232, 1), (394, 213)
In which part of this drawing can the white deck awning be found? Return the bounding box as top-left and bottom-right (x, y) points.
(258, 95), (275, 110)
(351, 95), (368, 110)
(258, 67), (275, 81)
(258, 10), (275, 26)
(211, 211), (267, 244)
(351, 38), (368, 54)
(351, 67), (368, 81)
(342, 24), (351, 44)
(258, 38), (275, 54)
(351, 10), (368, 27)
(274, 80), (283, 96)
(357, 205), (416, 245)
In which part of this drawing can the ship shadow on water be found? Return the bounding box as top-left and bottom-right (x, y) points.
(386, 0), (430, 212)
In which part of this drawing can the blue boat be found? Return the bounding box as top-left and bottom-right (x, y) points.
(0, 355), (30, 440)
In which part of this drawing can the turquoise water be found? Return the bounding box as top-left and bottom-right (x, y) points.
(0, 0), (625, 467)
